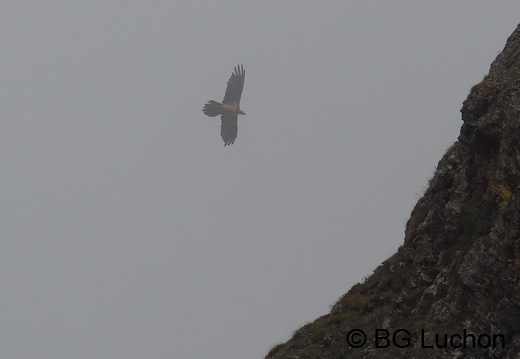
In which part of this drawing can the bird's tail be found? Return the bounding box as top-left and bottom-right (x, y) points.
(202, 100), (222, 117)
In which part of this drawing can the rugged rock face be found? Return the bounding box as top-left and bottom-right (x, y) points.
(266, 24), (520, 359)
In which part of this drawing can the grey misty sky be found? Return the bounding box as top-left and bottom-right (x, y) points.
(0, 1), (518, 358)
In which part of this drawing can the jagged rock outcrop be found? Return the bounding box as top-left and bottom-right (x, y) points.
(265, 24), (520, 359)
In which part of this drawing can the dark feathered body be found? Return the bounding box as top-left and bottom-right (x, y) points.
(202, 65), (246, 146)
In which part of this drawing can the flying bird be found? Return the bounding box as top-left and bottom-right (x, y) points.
(202, 65), (246, 146)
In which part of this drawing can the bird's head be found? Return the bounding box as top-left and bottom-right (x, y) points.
(239, 110), (246, 115)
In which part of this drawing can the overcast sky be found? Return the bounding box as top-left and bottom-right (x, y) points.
(1, 2), (519, 358)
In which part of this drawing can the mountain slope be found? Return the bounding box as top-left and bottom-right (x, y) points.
(265, 23), (520, 359)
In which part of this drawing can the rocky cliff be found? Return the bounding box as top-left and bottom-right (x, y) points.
(265, 24), (520, 359)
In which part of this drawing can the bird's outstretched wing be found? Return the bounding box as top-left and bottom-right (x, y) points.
(223, 65), (245, 105)
(221, 113), (238, 146)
